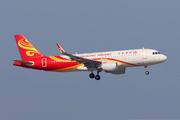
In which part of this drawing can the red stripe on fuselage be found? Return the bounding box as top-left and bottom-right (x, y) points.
(108, 58), (140, 66)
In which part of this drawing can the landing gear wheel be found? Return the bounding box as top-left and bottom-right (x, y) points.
(145, 71), (149, 75)
(89, 73), (95, 79)
(95, 75), (101, 80)
(144, 66), (149, 75)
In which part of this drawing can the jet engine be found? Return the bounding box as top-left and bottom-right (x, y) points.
(101, 62), (126, 74)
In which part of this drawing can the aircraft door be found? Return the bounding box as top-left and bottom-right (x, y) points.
(42, 58), (47, 67)
(142, 50), (147, 59)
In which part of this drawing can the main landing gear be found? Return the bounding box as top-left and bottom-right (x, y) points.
(89, 71), (101, 80)
(144, 66), (149, 75)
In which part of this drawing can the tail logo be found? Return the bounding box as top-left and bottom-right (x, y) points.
(18, 38), (40, 57)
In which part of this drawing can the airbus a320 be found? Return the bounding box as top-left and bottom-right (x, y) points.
(13, 34), (167, 80)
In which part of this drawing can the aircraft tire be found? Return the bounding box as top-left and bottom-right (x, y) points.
(95, 75), (101, 80)
(145, 71), (149, 75)
(89, 73), (95, 79)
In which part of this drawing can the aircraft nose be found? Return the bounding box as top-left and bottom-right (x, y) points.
(156, 54), (167, 64)
(161, 55), (167, 62)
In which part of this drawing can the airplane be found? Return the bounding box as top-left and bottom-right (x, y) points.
(13, 34), (167, 80)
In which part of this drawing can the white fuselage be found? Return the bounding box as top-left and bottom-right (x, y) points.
(61, 49), (167, 72)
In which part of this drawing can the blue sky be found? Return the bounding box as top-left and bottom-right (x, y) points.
(0, 0), (180, 119)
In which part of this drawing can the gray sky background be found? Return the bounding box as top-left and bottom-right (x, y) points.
(0, 0), (180, 119)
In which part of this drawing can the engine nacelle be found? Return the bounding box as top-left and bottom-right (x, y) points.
(101, 62), (117, 72)
(101, 62), (126, 74)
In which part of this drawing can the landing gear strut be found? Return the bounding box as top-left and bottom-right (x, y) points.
(89, 71), (101, 80)
(95, 71), (101, 80)
(144, 66), (149, 75)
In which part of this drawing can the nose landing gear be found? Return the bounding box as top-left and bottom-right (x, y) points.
(144, 66), (149, 75)
(145, 71), (149, 75)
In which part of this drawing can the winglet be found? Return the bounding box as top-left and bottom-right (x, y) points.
(56, 43), (65, 53)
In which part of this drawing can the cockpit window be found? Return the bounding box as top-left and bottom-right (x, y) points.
(152, 52), (161, 55)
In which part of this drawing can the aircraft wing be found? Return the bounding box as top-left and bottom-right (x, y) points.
(56, 44), (101, 68)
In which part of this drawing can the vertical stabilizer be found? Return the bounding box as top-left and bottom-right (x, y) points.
(14, 34), (42, 60)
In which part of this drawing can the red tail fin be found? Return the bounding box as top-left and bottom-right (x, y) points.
(14, 34), (43, 60)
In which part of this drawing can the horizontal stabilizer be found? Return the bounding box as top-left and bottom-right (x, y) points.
(13, 60), (34, 66)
